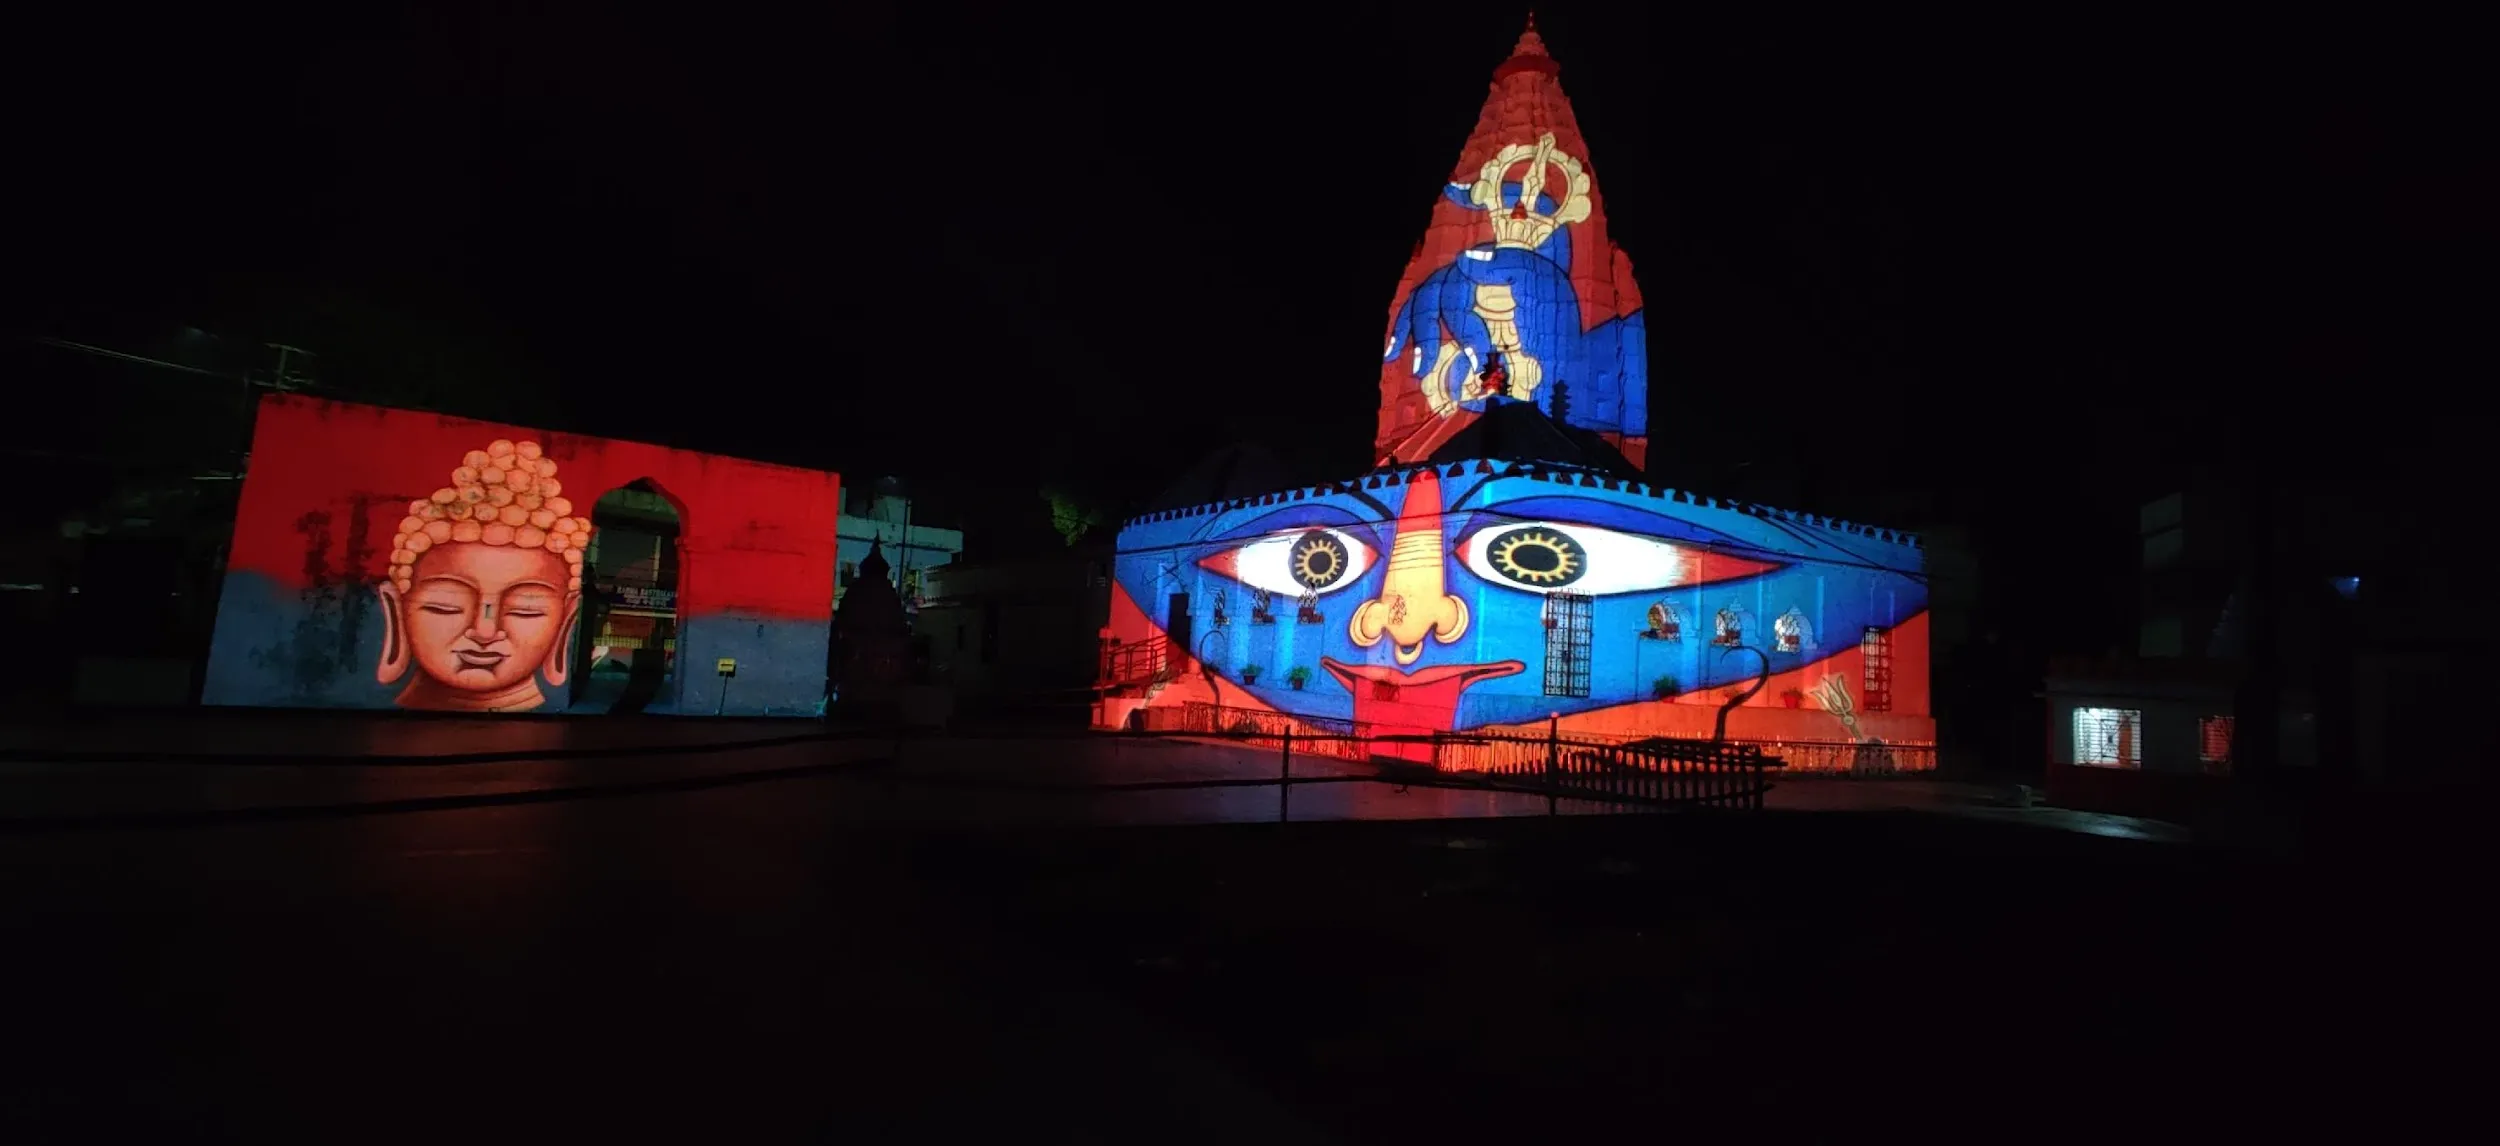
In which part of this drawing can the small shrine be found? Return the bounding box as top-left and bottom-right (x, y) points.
(830, 540), (914, 711)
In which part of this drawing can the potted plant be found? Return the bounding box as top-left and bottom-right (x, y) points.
(1242, 664), (1264, 685)
(1780, 688), (1806, 709)
(1286, 665), (1312, 691)
(1651, 674), (1680, 701)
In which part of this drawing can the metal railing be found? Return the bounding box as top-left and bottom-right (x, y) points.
(1097, 636), (1170, 689)
(1172, 701), (1373, 763)
(1168, 702), (1781, 812)
(1170, 702), (1929, 777)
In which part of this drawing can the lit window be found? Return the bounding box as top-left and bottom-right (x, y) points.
(2199, 715), (2234, 776)
(2072, 707), (2143, 769)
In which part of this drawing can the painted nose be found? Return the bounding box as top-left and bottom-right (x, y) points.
(1348, 468), (1468, 666)
(468, 602), (507, 643)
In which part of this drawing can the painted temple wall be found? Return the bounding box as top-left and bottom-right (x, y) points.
(202, 394), (841, 716)
(1100, 466), (1933, 766)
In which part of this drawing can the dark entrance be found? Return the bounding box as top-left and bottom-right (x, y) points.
(572, 480), (683, 713)
(1165, 592), (1192, 669)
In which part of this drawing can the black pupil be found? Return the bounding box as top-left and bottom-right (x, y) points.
(1308, 550), (1335, 575)
(1509, 542), (1560, 572)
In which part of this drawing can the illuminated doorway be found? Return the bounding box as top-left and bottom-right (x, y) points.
(571, 480), (683, 713)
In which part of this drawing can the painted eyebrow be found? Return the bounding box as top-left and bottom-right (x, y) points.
(1206, 503), (1373, 543)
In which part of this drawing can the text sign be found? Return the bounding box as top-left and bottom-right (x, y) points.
(617, 586), (675, 610)
(715, 658), (737, 677)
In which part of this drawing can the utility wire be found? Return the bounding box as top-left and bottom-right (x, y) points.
(27, 336), (243, 380)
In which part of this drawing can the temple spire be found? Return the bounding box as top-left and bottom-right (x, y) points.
(1514, 11), (1546, 57)
(1495, 11), (1561, 79)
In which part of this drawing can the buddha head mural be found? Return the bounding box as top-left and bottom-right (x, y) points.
(374, 438), (594, 712)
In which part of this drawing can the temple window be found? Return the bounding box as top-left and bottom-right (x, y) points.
(1543, 590), (1592, 697)
(1642, 600), (1681, 641)
(1713, 603), (1750, 648)
(1773, 607), (1815, 654)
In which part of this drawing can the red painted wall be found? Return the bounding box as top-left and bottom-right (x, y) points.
(228, 395), (842, 621)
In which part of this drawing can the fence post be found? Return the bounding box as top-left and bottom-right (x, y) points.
(1279, 726), (1293, 823)
(1545, 713), (1560, 816)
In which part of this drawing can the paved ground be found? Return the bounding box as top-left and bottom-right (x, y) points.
(1, 710), (821, 762)
(1, 758), (2452, 1141)
(0, 772), (1340, 1142)
(6, 722), (2193, 843)
(2, 711), (2470, 1139)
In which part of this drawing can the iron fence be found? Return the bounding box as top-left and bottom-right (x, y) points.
(1172, 702), (1782, 811)
(1173, 702), (1930, 777)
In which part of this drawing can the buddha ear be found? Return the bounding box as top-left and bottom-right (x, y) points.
(375, 583), (410, 685)
(544, 590), (582, 687)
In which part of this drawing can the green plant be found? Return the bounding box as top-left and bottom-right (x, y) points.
(1286, 665), (1312, 690)
(1650, 674), (1680, 700)
(1241, 664), (1264, 683)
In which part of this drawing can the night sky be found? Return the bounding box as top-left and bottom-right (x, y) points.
(17, 5), (2485, 630)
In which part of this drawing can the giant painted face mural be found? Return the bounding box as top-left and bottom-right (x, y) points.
(374, 439), (593, 712)
(1113, 467), (1927, 739)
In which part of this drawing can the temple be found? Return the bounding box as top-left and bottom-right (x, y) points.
(1094, 18), (1936, 770)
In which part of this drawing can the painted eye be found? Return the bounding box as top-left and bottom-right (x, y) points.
(1199, 528), (1379, 598)
(1482, 526), (1584, 587)
(1460, 521), (1780, 596)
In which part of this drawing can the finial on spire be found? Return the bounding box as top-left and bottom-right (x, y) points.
(1513, 11), (1547, 56)
(1496, 12), (1560, 78)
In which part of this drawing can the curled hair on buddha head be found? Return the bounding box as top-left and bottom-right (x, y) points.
(387, 437), (594, 592)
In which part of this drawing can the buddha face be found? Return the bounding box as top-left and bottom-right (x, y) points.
(377, 541), (581, 710)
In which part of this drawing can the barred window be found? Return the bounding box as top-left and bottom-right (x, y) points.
(2072, 707), (2143, 769)
(1543, 591), (1592, 698)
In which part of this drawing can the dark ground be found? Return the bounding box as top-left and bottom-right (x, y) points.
(0, 760), (2465, 1142)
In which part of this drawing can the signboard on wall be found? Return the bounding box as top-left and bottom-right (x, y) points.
(616, 585), (675, 611)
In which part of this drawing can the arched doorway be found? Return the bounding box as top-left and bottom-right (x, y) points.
(571, 480), (684, 713)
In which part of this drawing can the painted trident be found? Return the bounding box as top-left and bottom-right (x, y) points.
(1349, 468), (1469, 666)
(1807, 674), (1865, 741)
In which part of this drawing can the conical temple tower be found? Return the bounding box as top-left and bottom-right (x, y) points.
(1374, 15), (1649, 470)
